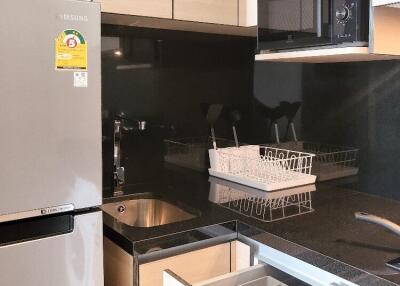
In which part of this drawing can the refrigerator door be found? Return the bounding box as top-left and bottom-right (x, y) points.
(0, 211), (104, 286)
(0, 0), (102, 218)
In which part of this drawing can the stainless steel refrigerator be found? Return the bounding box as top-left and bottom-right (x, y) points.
(0, 0), (103, 285)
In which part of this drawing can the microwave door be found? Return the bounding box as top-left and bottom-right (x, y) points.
(298, 0), (331, 43)
(257, 0), (333, 51)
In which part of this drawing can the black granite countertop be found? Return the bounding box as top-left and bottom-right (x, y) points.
(103, 165), (400, 285)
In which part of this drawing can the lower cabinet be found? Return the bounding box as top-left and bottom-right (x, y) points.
(104, 238), (251, 286)
(162, 241), (288, 286)
(140, 243), (232, 286)
(104, 233), (362, 286)
(104, 237), (134, 286)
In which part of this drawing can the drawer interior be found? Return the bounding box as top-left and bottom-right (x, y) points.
(105, 231), (359, 286)
(162, 240), (290, 286)
(162, 238), (360, 286)
(164, 264), (288, 286)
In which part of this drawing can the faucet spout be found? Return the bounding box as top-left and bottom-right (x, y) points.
(113, 115), (147, 196)
(355, 212), (400, 237)
(113, 119), (125, 195)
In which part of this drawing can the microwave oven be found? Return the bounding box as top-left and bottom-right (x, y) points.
(257, 0), (370, 52)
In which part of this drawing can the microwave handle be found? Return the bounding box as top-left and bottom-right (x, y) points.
(316, 0), (322, 37)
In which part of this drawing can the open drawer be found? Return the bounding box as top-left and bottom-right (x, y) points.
(107, 221), (370, 286)
(161, 236), (360, 286)
(164, 264), (287, 286)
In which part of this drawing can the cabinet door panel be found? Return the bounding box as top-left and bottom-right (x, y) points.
(100, 0), (172, 19)
(174, 0), (238, 26)
(239, 0), (257, 27)
(140, 243), (231, 286)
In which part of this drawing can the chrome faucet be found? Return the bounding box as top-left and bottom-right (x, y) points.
(113, 114), (147, 196)
(355, 212), (400, 237)
(113, 119), (124, 193)
(355, 212), (400, 272)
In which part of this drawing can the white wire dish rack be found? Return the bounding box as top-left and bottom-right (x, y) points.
(209, 177), (315, 222)
(267, 141), (359, 181)
(209, 145), (316, 192)
(164, 137), (240, 171)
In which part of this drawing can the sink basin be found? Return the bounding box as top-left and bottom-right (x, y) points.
(101, 198), (196, 228)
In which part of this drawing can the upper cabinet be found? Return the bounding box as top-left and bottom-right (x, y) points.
(99, 0), (173, 19)
(238, 0), (257, 27)
(100, 0), (258, 36)
(174, 0), (238, 26)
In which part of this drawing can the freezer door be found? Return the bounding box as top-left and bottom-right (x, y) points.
(0, 211), (104, 286)
(0, 0), (102, 216)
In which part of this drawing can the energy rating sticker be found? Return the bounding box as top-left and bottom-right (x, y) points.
(55, 30), (87, 70)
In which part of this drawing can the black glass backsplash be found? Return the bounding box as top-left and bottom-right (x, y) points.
(102, 25), (256, 192)
(254, 60), (400, 200)
(102, 25), (400, 201)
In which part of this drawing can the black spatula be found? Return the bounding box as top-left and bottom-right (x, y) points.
(201, 103), (224, 150)
(280, 101), (302, 141)
(264, 105), (285, 144)
(229, 109), (241, 147)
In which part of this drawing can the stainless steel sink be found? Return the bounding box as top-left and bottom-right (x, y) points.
(101, 198), (196, 228)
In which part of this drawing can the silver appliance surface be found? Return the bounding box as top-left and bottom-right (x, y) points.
(0, 0), (104, 284)
(0, 211), (104, 286)
(0, 0), (102, 217)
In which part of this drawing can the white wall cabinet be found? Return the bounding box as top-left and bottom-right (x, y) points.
(99, 0), (173, 19)
(100, 0), (258, 35)
(173, 0), (238, 26)
(238, 0), (257, 27)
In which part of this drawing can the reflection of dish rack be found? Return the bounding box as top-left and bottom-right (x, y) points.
(209, 145), (316, 191)
(209, 177), (315, 222)
(268, 141), (359, 181)
(164, 137), (239, 171)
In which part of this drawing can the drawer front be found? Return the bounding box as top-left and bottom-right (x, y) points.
(100, 0), (172, 19)
(174, 0), (238, 26)
(0, 212), (103, 286)
(140, 243), (231, 286)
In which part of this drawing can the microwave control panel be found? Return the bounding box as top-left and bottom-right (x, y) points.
(332, 0), (369, 44)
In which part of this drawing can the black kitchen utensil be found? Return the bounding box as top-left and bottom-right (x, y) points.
(280, 101), (302, 141)
(263, 104), (285, 143)
(229, 109), (241, 147)
(201, 103), (224, 150)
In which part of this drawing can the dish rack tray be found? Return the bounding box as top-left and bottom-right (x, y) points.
(268, 141), (359, 181)
(209, 145), (316, 192)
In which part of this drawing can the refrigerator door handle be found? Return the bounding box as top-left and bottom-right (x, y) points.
(0, 214), (74, 247)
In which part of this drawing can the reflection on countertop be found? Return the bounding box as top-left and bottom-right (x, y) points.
(209, 176), (315, 222)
